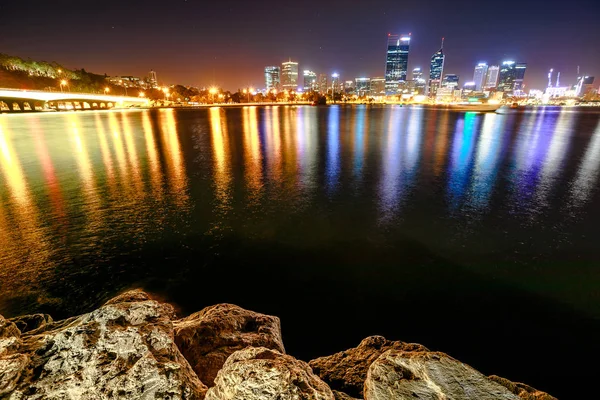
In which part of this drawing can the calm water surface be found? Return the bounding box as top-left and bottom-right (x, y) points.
(1, 105), (599, 397)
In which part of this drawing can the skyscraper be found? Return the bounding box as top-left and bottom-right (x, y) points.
(303, 70), (317, 92)
(485, 65), (499, 89)
(318, 74), (328, 94)
(355, 78), (371, 97)
(331, 73), (340, 94)
(385, 33), (411, 95)
(473, 63), (488, 91)
(281, 60), (299, 90)
(442, 74), (459, 89)
(514, 63), (527, 92)
(428, 39), (445, 97)
(412, 67), (423, 81)
(370, 77), (386, 97)
(264, 66), (280, 91)
(148, 70), (158, 89)
(498, 61), (526, 94)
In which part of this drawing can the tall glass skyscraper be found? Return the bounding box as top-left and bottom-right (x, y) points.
(281, 61), (299, 90)
(303, 70), (318, 92)
(385, 33), (410, 95)
(428, 39), (445, 97)
(514, 63), (527, 92)
(485, 65), (500, 89)
(264, 66), (280, 91)
(498, 61), (526, 94)
(473, 63), (488, 91)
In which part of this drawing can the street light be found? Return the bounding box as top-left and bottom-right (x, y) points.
(104, 87), (110, 95)
(162, 87), (169, 101)
(60, 80), (68, 92)
(139, 91), (145, 98)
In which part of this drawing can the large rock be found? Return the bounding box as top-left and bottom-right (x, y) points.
(205, 347), (334, 400)
(8, 314), (53, 334)
(489, 375), (558, 400)
(0, 315), (21, 357)
(174, 303), (285, 386)
(364, 350), (521, 400)
(0, 290), (207, 399)
(309, 335), (428, 398)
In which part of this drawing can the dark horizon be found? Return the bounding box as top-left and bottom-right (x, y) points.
(2, 0), (599, 91)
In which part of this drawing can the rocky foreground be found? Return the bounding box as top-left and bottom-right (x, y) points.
(0, 290), (556, 399)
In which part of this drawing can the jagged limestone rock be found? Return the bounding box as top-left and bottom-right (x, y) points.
(206, 347), (334, 400)
(174, 303), (285, 386)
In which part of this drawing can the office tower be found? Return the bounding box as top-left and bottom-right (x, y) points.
(385, 33), (411, 95)
(303, 70), (318, 92)
(473, 63), (488, 91)
(281, 60), (299, 90)
(485, 65), (499, 89)
(331, 73), (340, 94)
(498, 61), (526, 94)
(355, 78), (371, 97)
(344, 80), (355, 95)
(497, 61), (516, 93)
(318, 74), (328, 94)
(514, 63), (527, 92)
(428, 39), (445, 97)
(148, 70), (158, 89)
(442, 74), (459, 89)
(412, 67), (423, 80)
(265, 66), (281, 91)
(370, 77), (386, 97)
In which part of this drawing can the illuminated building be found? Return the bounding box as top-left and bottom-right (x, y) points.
(385, 33), (411, 95)
(318, 74), (328, 94)
(498, 61), (526, 95)
(331, 73), (340, 94)
(303, 70), (318, 92)
(485, 65), (499, 89)
(265, 66), (281, 91)
(463, 81), (476, 93)
(355, 78), (370, 96)
(576, 76), (596, 97)
(412, 67), (423, 80)
(344, 80), (355, 95)
(514, 63), (527, 92)
(473, 63), (488, 91)
(370, 77), (386, 97)
(428, 39), (445, 97)
(281, 60), (299, 90)
(442, 74), (459, 89)
(148, 70), (158, 89)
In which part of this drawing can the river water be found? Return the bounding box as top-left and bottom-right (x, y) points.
(0, 105), (599, 397)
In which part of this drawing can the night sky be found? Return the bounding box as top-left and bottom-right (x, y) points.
(1, 0), (599, 91)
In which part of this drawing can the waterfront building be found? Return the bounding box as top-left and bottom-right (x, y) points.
(355, 78), (371, 97)
(265, 66), (281, 91)
(442, 74), (459, 89)
(576, 76), (595, 97)
(514, 63), (527, 93)
(428, 39), (445, 97)
(485, 65), (499, 89)
(473, 63), (488, 91)
(344, 80), (355, 95)
(498, 61), (518, 94)
(370, 77), (386, 97)
(385, 33), (411, 95)
(148, 70), (158, 89)
(281, 60), (299, 90)
(412, 67), (423, 80)
(303, 70), (318, 92)
(318, 74), (328, 94)
(331, 73), (341, 94)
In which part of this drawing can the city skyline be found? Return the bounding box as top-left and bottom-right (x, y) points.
(1, 0), (599, 91)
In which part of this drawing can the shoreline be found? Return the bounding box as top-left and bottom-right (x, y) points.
(0, 289), (556, 399)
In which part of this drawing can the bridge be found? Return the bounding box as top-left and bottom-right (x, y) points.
(0, 88), (150, 112)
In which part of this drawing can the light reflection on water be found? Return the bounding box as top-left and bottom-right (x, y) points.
(0, 106), (599, 317)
